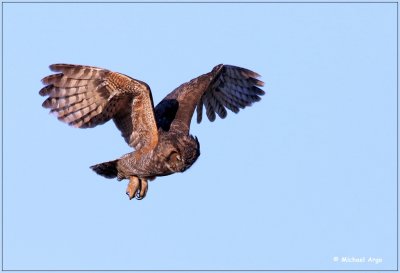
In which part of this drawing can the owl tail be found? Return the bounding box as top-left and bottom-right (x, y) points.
(90, 160), (119, 179)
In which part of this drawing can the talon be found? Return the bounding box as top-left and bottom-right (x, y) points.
(137, 179), (148, 200)
(126, 176), (140, 200)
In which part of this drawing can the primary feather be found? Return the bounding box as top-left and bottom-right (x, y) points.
(40, 63), (265, 200)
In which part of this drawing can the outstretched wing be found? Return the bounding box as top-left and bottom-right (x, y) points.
(155, 64), (264, 133)
(40, 64), (158, 151)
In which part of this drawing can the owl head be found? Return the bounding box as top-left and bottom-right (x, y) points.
(159, 134), (200, 173)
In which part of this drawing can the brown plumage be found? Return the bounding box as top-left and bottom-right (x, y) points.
(40, 63), (265, 200)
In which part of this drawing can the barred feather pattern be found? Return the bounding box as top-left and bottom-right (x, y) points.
(40, 64), (158, 151)
(196, 65), (264, 123)
(39, 63), (265, 200)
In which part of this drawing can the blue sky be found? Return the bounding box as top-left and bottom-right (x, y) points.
(2, 2), (397, 271)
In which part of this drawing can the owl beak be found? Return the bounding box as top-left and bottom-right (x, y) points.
(165, 163), (175, 172)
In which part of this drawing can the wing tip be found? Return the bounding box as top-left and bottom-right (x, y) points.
(222, 64), (263, 81)
(252, 86), (266, 96)
(49, 63), (73, 72)
(39, 85), (51, 96)
(41, 73), (63, 85)
(256, 79), (265, 87)
(241, 67), (262, 79)
(49, 63), (63, 72)
(42, 97), (57, 109)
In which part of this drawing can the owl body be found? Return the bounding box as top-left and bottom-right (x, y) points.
(112, 130), (200, 180)
(40, 63), (264, 200)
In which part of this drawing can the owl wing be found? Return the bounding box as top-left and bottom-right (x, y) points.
(40, 64), (158, 151)
(155, 64), (264, 133)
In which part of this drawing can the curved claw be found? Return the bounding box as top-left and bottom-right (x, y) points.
(126, 176), (150, 200)
(136, 179), (148, 200)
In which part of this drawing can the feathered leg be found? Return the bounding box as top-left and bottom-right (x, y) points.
(126, 176), (149, 200)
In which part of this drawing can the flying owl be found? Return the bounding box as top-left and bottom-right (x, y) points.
(40, 64), (264, 200)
